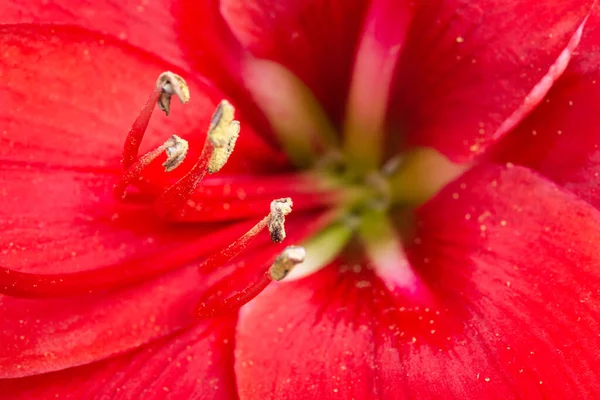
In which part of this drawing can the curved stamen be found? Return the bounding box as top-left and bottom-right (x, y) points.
(121, 71), (189, 170)
(121, 87), (161, 170)
(195, 246), (305, 319)
(197, 198), (293, 275)
(114, 135), (189, 200)
(154, 138), (214, 218)
(193, 210), (340, 319)
(155, 100), (240, 219)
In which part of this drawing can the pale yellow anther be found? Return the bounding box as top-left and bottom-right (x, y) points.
(156, 71), (190, 116)
(208, 120), (240, 174)
(268, 197), (293, 243)
(162, 135), (189, 172)
(208, 100), (238, 147)
(269, 246), (306, 281)
(206, 100), (241, 174)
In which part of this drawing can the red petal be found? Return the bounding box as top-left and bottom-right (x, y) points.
(0, 211), (326, 377)
(220, 0), (370, 129)
(1, 0), (188, 68)
(487, 7), (600, 208)
(388, 0), (594, 162)
(236, 165), (600, 398)
(0, 266), (204, 378)
(0, 318), (237, 399)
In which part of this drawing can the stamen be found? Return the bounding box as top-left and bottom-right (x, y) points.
(154, 100), (240, 218)
(121, 72), (189, 170)
(197, 215), (270, 274)
(154, 139), (213, 218)
(198, 197), (293, 274)
(268, 197), (293, 243)
(196, 246), (306, 319)
(114, 135), (189, 200)
(121, 88), (161, 170)
(193, 209), (338, 316)
(156, 71), (190, 116)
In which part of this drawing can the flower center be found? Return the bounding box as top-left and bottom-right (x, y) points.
(243, 61), (471, 293)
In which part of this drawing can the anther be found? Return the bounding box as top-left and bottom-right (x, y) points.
(268, 246), (306, 281)
(207, 100), (241, 174)
(268, 197), (293, 243)
(162, 135), (189, 172)
(208, 120), (240, 174)
(156, 71), (190, 116)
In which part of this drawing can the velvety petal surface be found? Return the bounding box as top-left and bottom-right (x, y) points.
(388, 0), (594, 162)
(487, 6), (600, 208)
(0, 318), (238, 400)
(0, 265), (205, 378)
(0, 0), (188, 68)
(235, 164), (600, 398)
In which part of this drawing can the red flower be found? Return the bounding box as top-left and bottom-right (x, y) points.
(2, 0), (600, 398)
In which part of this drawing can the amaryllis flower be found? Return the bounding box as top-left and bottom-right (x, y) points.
(2, 0), (600, 398)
